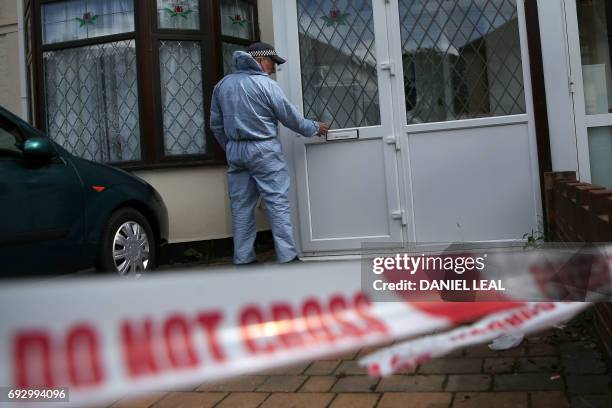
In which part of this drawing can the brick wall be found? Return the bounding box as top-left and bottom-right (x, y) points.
(544, 171), (612, 359)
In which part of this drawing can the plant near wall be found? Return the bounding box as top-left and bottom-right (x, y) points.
(523, 218), (546, 249)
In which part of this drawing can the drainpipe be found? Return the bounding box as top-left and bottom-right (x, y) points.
(16, 0), (29, 122)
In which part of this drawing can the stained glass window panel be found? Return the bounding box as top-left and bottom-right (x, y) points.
(42, 0), (134, 45)
(157, 0), (200, 30)
(221, 0), (256, 40)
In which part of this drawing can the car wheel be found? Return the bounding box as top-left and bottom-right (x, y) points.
(98, 208), (155, 277)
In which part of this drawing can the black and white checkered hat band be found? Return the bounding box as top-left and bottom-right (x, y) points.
(249, 49), (277, 58)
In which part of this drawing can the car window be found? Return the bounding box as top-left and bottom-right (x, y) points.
(0, 116), (23, 158)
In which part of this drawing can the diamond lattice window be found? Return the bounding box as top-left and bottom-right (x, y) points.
(297, 0), (381, 130)
(43, 40), (141, 163)
(159, 41), (206, 156)
(399, 0), (526, 124)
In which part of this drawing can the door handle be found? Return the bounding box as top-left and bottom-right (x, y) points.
(380, 61), (396, 76)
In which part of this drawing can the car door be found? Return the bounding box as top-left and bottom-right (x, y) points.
(0, 113), (85, 275)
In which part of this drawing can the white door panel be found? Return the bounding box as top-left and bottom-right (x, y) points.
(303, 140), (394, 249)
(276, 0), (404, 253)
(274, 0), (541, 256)
(408, 123), (537, 243)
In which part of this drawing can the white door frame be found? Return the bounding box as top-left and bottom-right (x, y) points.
(274, 0), (542, 255)
(563, 0), (612, 183)
(273, 0), (404, 254)
(383, 0), (541, 250)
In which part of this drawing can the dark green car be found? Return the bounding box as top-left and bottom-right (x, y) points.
(0, 106), (168, 277)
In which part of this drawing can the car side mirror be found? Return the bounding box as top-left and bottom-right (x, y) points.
(23, 137), (57, 161)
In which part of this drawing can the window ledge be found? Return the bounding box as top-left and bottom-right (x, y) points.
(117, 159), (227, 172)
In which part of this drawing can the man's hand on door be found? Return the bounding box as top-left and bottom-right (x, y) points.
(317, 122), (330, 137)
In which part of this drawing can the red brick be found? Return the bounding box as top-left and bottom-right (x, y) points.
(256, 376), (307, 392)
(494, 347), (527, 357)
(527, 343), (557, 356)
(445, 374), (491, 391)
(262, 363), (309, 375)
(111, 393), (167, 408)
(305, 360), (341, 375)
(378, 392), (451, 408)
(332, 376), (379, 392)
(483, 358), (516, 374)
(260, 393), (334, 408)
(197, 376), (267, 392)
(418, 358), (482, 374)
(299, 376), (337, 392)
(530, 391), (569, 408)
(377, 375), (445, 392)
(335, 360), (368, 375)
(329, 393), (380, 408)
(464, 344), (526, 358)
(518, 357), (560, 372)
(453, 392), (527, 408)
(152, 392), (227, 408)
(463, 345), (499, 357)
(216, 392), (269, 408)
(494, 373), (565, 391)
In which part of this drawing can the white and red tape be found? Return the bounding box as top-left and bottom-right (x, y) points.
(0, 260), (593, 406)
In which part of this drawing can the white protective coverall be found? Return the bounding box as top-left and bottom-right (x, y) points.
(210, 51), (319, 264)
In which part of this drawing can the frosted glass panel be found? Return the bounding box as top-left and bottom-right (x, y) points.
(42, 0), (134, 45)
(220, 0), (256, 40)
(577, 0), (612, 115)
(588, 127), (612, 188)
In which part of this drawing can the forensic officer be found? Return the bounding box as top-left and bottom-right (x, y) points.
(210, 42), (329, 264)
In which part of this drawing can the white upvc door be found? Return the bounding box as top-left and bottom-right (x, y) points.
(274, 0), (404, 254)
(564, 0), (612, 188)
(383, 0), (542, 248)
(274, 0), (542, 256)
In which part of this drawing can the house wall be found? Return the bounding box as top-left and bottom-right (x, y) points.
(134, 0), (275, 243)
(0, 0), (23, 118)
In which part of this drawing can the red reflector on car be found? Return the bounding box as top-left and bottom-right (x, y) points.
(92, 186), (106, 193)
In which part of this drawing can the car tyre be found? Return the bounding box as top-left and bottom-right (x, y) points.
(97, 208), (156, 276)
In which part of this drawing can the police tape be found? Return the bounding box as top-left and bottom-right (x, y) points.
(360, 302), (589, 376)
(0, 260), (590, 406)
